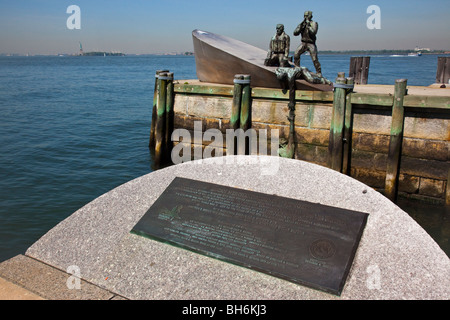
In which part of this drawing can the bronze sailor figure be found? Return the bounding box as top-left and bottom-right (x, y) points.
(264, 24), (290, 67)
(293, 11), (323, 77)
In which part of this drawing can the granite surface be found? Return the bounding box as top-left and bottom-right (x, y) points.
(0, 254), (121, 300)
(25, 156), (450, 299)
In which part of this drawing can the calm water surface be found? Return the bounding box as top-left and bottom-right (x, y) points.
(0, 54), (448, 262)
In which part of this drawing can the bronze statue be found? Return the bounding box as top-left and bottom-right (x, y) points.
(275, 67), (331, 87)
(264, 24), (290, 67)
(275, 66), (331, 159)
(293, 11), (322, 77)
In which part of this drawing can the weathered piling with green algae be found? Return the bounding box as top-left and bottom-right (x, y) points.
(384, 79), (408, 202)
(446, 168), (450, 207)
(231, 75), (244, 130)
(342, 77), (354, 175)
(150, 70), (175, 167)
(239, 75), (252, 155)
(239, 75), (252, 132)
(159, 72), (448, 204)
(230, 75), (244, 155)
(149, 70), (169, 148)
(154, 72), (168, 165)
(165, 72), (175, 155)
(328, 73), (354, 172)
(230, 74), (252, 155)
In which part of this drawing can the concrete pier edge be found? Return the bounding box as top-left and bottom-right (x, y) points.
(1, 156), (449, 300)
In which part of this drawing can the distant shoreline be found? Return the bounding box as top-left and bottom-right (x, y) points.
(81, 52), (125, 56)
(1, 50), (449, 57)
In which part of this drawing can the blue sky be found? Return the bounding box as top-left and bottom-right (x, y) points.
(0, 0), (449, 54)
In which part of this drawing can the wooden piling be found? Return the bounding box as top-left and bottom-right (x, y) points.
(342, 77), (354, 175)
(239, 75), (252, 131)
(446, 168), (450, 207)
(165, 72), (174, 157)
(328, 73), (347, 171)
(154, 72), (168, 166)
(170, 78), (448, 205)
(385, 79), (408, 202)
(349, 57), (370, 84)
(239, 75), (252, 155)
(149, 70), (169, 148)
(436, 57), (450, 84)
(231, 75), (244, 130)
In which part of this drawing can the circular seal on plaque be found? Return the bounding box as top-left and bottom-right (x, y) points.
(309, 239), (336, 260)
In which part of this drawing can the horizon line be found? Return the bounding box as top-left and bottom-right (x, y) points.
(2, 48), (450, 57)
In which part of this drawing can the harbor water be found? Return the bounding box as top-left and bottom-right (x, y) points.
(0, 54), (448, 263)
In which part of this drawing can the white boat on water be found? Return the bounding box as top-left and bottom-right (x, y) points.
(390, 52), (422, 57)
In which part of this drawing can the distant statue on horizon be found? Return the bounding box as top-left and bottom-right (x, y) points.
(264, 24), (290, 67)
(293, 11), (322, 77)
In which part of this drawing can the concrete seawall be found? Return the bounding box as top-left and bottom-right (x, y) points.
(171, 80), (449, 204)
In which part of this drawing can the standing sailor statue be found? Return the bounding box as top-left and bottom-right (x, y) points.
(293, 10), (322, 77)
(264, 13), (330, 86)
(266, 12), (331, 158)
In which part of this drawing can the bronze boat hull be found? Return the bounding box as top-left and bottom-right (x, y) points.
(192, 29), (332, 91)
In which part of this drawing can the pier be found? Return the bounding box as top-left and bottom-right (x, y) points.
(1, 156), (449, 299)
(150, 72), (450, 205)
(2, 69), (449, 301)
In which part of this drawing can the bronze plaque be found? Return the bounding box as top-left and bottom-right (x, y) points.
(131, 177), (368, 295)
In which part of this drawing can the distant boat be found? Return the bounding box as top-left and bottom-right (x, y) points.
(390, 52), (422, 57)
(192, 29), (332, 91)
